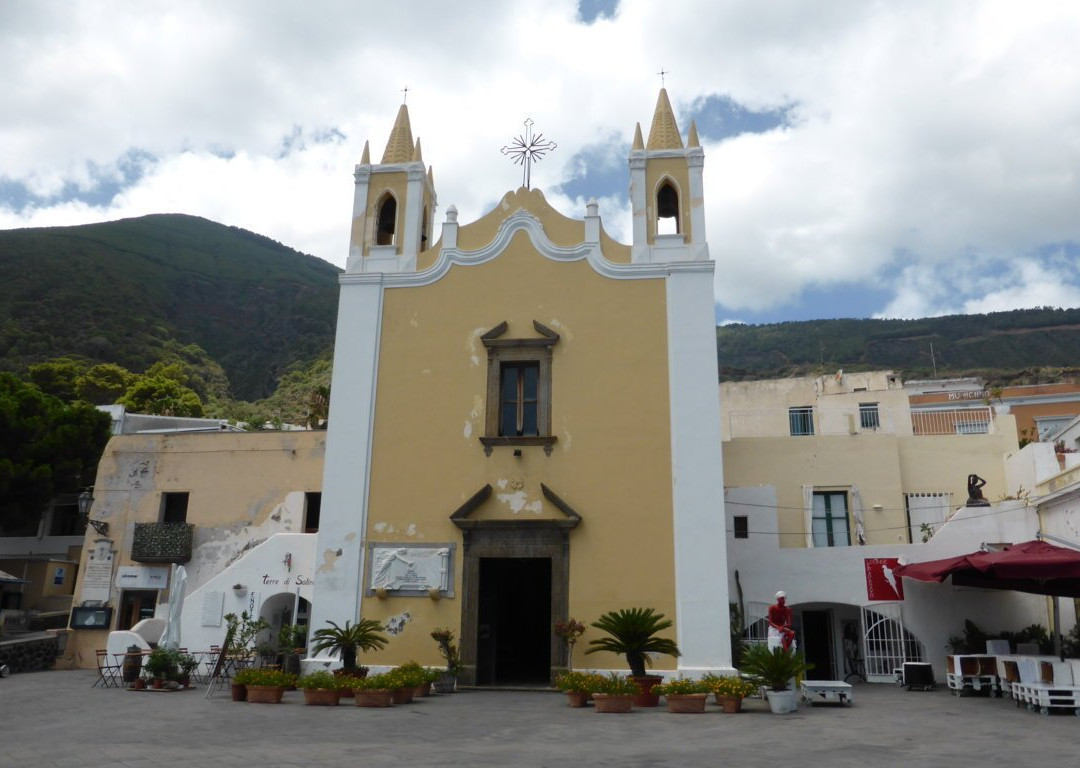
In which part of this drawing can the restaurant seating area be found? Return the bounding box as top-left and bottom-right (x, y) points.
(943, 647), (1080, 715)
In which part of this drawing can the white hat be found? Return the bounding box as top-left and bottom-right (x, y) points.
(775, 590), (786, 599)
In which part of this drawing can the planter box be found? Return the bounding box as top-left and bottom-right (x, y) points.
(354, 689), (394, 708)
(302, 688), (340, 706)
(391, 687), (415, 705)
(665, 693), (707, 713)
(565, 691), (589, 708)
(593, 693), (633, 713)
(766, 689), (798, 714)
(715, 694), (743, 713)
(246, 685), (286, 704)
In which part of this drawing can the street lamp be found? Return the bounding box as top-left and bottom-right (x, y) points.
(79, 488), (109, 537)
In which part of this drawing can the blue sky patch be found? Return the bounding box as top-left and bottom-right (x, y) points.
(578, 0), (618, 23)
(554, 138), (629, 205)
(0, 149), (155, 212)
(688, 93), (793, 142)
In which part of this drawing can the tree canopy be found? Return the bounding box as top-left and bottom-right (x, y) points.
(0, 373), (112, 534)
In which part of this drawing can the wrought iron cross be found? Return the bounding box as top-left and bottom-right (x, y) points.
(501, 118), (557, 189)
(657, 68), (668, 87)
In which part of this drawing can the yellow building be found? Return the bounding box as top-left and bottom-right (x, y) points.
(310, 90), (732, 683)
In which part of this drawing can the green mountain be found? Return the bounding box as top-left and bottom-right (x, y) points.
(718, 307), (1080, 382)
(0, 214), (340, 401)
(3, 214), (1079, 401)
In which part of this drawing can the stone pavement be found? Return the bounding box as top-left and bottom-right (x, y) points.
(1, 670), (1078, 767)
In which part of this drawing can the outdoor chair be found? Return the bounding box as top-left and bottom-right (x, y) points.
(92, 649), (122, 688)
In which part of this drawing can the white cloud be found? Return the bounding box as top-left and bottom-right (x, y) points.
(1, 1), (1079, 319)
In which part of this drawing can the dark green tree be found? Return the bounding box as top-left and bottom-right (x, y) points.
(0, 373), (111, 534)
(27, 358), (88, 401)
(76, 363), (137, 405)
(118, 375), (205, 417)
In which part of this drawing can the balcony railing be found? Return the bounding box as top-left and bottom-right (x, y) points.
(131, 522), (194, 563)
(910, 407), (994, 436)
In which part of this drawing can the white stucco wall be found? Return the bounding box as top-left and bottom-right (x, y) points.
(727, 487), (1046, 681)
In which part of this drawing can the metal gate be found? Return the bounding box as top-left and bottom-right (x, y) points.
(861, 603), (924, 682)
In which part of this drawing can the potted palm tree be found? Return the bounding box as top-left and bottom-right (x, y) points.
(585, 607), (680, 707)
(738, 644), (813, 714)
(310, 618), (388, 677)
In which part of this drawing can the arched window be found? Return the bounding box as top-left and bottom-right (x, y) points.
(656, 179), (680, 235)
(376, 193), (397, 246)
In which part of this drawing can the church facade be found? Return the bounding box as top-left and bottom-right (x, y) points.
(308, 89), (732, 682)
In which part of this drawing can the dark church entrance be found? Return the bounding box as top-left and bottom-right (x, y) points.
(476, 557), (551, 685)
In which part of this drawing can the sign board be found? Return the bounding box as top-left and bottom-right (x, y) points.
(115, 565), (169, 590)
(79, 539), (115, 605)
(865, 558), (905, 601)
(200, 591), (224, 627)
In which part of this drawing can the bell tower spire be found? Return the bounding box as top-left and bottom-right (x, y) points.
(346, 100), (437, 273)
(629, 88), (708, 263)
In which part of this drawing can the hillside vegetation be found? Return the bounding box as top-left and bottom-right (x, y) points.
(0, 214), (339, 401)
(3, 215), (1080, 414)
(718, 307), (1080, 383)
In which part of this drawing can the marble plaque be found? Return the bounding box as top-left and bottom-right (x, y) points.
(79, 539), (115, 605)
(369, 546), (452, 595)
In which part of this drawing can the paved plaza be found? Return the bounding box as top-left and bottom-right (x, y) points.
(2, 670), (1079, 767)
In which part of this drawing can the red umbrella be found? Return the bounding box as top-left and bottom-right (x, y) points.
(895, 540), (1080, 597)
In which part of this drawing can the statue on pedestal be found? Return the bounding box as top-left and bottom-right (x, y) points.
(767, 591), (797, 652)
(965, 473), (990, 507)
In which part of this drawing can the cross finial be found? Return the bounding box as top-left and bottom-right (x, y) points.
(401, 86), (409, 104)
(500, 118), (557, 189)
(657, 68), (668, 87)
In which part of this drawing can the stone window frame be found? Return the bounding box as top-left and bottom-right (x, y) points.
(479, 320), (559, 456)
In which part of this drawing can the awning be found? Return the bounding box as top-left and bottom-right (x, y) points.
(0, 569), (29, 585)
(895, 540), (1080, 597)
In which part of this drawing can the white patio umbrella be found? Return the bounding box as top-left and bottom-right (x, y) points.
(159, 564), (188, 650)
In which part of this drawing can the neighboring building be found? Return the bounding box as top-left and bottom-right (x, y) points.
(722, 371), (1045, 680)
(98, 404), (241, 435)
(67, 89), (732, 682)
(907, 378), (1080, 445)
(64, 431), (324, 669)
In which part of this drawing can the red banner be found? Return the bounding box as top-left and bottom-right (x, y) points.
(865, 558), (905, 601)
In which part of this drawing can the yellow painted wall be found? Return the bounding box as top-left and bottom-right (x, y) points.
(360, 225), (677, 669)
(66, 431), (325, 668)
(723, 415), (1017, 548)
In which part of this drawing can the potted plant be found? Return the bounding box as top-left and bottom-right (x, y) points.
(652, 676), (710, 713)
(554, 618), (586, 673)
(739, 644), (813, 714)
(233, 667), (297, 704)
(296, 670), (340, 706)
(310, 618), (389, 677)
(277, 623), (308, 676)
(177, 652), (199, 688)
(431, 627), (462, 692)
(394, 662), (428, 702)
(585, 608), (681, 707)
(420, 667), (443, 697)
(351, 672), (395, 708)
(703, 674), (758, 713)
(224, 611), (270, 664)
(591, 672), (638, 713)
(555, 670), (604, 708)
(144, 647), (179, 688)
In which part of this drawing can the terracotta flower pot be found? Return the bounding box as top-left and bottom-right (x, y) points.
(715, 694), (743, 713)
(391, 687), (414, 705)
(303, 688), (340, 706)
(246, 685), (286, 704)
(630, 675), (663, 707)
(592, 693), (633, 713)
(354, 689), (394, 708)
(565, 690), (589, 708)
(415, 681), (433, 697)
(152, 679), (164, 690)
(230, 682), (247, 702)
(665, 693), (707, 713)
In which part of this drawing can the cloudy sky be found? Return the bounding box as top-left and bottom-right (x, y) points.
(2, 0), (1079, 324)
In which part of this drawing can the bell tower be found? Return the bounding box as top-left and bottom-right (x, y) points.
(629, 88), (708, 263)
(346, 103), (437, 273)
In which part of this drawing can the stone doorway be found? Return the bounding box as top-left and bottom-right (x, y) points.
(476, 557), (552, 685)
